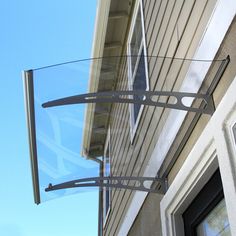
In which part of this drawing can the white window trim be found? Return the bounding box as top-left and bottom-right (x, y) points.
(127, 0), (149, 143)
(103, 127), (111, 227)
(227, 118), (236, 159)
(160, 140), (218, 236)
(160, 75), (236, 236)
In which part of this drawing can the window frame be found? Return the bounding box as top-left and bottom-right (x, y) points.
(103, 127), (111, 227)
(127, 0), (149, 142)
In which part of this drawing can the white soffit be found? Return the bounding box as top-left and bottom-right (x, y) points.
(82, 0), (111, 157)
(118, 0), (236, 235)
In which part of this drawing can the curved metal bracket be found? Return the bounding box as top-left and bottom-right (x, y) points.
(42, 90), (214, 115)
(45, 176), (168, 194)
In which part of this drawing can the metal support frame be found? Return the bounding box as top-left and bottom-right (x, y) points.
(45, 176), (167, 194)
(42, 91), (214, 115)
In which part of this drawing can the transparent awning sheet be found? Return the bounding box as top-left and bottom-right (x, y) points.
(24, 59), (101, 204)
(23, 56), (228, 204)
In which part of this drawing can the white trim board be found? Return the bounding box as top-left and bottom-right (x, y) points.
(118, 0), (236, 235)
(161, 141), (218, 236)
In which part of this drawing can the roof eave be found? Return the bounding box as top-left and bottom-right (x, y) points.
(81, 0), (111, 158)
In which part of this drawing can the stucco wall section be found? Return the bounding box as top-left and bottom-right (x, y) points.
(128, 194), (163, 236)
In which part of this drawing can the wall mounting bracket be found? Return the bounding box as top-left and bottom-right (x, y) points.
(45, 176), (168, 194)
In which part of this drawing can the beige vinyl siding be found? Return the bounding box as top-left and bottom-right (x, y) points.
(103, 0), (217, 235)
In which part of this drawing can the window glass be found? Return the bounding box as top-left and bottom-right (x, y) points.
(196, 198), (231, 236)
(133, 49), (147, 122)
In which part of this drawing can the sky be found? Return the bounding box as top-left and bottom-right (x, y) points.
(0, 0), (99, 236)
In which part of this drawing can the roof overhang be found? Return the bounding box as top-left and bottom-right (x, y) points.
(82, 0), (132, 158)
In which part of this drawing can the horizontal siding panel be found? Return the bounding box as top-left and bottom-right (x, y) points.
(143, 0), (152, 24)
(145, 0), (161, 39)
(146, 0), (169, 57)
(150, 0), (183, 56)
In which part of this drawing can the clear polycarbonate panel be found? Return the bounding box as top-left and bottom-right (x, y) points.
(26, 59), (102, 203)
(24, 55), (228, 204)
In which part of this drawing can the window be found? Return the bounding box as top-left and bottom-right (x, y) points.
(103, 137), (111, 225)
(183, 170), (231, 236)
(127, 0), (149, 140)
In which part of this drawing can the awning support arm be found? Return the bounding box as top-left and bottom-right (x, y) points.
(42, 57), (231, 115)
(42, 90), (215, 115)
(45, 176), (168, 194)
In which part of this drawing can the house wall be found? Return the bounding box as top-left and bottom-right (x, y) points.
(126, 15), (236, 236)
(102, 0), (233, 235)
(168, 16), (236, 184)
